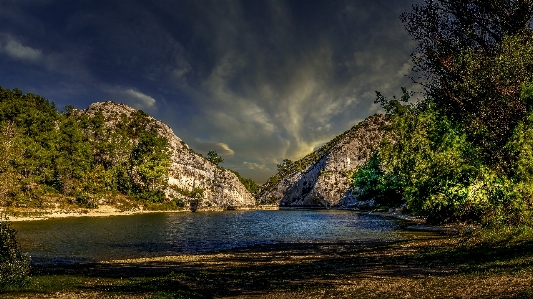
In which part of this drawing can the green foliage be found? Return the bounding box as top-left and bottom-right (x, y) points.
(380, 106), (484, 223)
(0, 88), (60, 205)
(276, 159), (293, 172)
(0, 87), (172, 207)
(171, 186), (205, 199)
(207, 150), (224, 165)
(352, 2), (533, 225)
(358, 88), (533, 224)
(351, 153), (402, 207)
(374, 87), (411, 115)
(0, 216), (30, 291)
(131, 130), (171, 194)
(229, 170), (260, 194)
(402, 1), (533, 170)
(521, 78), (533, 111)
(0, 122), (23, 206)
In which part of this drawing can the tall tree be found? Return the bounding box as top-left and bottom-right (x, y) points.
(130, 130), (171, 195)
(0, 122), (22, 206)
(401, 0), (533, 170)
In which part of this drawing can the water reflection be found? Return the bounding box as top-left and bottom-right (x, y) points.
(12, 210), (418, 264)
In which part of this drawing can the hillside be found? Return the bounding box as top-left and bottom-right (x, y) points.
(256, 114), (389, 208)
(0, 87), (255, 213)
(81, 102), (256, 210)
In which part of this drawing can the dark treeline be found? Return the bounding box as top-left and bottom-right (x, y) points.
(353, 0), (533, 225)
(0, 87), (172, 208)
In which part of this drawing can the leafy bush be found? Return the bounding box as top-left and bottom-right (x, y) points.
(351, 152), (402, 207)
(0, 216), (30, 291)
(357, 90), (533, 225)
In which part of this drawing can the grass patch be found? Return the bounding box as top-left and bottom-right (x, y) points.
(418, 225), (533, 276)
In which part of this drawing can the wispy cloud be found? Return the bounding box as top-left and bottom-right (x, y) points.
(193, 140), (235, 157)
(0, 35), (42, 62)
(243, 161), (269, 171)
(106, 88), (156, 110)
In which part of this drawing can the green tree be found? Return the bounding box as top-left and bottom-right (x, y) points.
(207, 150), (224, 165)
(353, 1), (533, 224)
(352, 152), (402, 207)
(55, 116), (93, 195)
(380, 105), (483, 223)
(0, 122), (23, 206)
(0, 87), (59, 203)
(276, 159), (293, 172)
(130, 130), (171, 200)
(401, 0), (533, 170)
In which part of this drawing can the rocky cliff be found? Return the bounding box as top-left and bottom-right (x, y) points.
(82, 101), (256, 210)
(256, 114), (389, 208)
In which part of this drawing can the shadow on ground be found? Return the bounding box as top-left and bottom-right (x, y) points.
(8, 236), (533, 298)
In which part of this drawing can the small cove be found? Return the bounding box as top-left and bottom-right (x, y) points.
(11, 209), (431, 265)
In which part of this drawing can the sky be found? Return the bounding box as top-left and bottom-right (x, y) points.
(0, 0), (422, 184)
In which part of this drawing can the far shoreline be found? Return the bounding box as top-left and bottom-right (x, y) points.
(1, 204), (280, 222)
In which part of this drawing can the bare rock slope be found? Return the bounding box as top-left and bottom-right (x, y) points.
(256, 114), (389, 208)
(83, 101), (256, 210)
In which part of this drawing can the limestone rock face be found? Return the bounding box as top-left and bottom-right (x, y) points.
(256, 114), (389, 208)
(82, 101), (256, 210)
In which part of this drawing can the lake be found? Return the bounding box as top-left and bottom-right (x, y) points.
(12, 209), (426, 265)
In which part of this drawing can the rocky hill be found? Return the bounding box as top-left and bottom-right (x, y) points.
(256, 114), (389, 208)
(81, 102), (256, 210)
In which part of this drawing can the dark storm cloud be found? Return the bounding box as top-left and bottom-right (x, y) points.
(0, 0), (421, 183)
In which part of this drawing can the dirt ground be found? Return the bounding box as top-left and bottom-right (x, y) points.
(6, 233), (533, 299)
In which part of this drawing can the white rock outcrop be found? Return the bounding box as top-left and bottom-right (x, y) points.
(256, 114), (389, 208)
(82, 101), (256, 210)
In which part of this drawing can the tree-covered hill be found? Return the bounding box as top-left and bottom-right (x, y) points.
(0, 87), (255, 212)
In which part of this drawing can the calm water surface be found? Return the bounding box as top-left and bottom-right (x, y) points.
(12, 210), (421, 264)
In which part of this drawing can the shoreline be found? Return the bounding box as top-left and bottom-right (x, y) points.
(2, 205), (280, 222)
(3, 205), (477, 234)
(2, 205), (164, 222)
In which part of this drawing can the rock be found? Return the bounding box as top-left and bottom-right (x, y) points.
(256, 114), (389, 208)
(81, 101), (256, 210)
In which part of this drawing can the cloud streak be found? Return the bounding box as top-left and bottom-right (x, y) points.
(106, 88), (157, 110)
(193, 140), (235, 157)
(1, 36), (42, 62)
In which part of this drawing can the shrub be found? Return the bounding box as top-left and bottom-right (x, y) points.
(0, 215), (30, 291)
